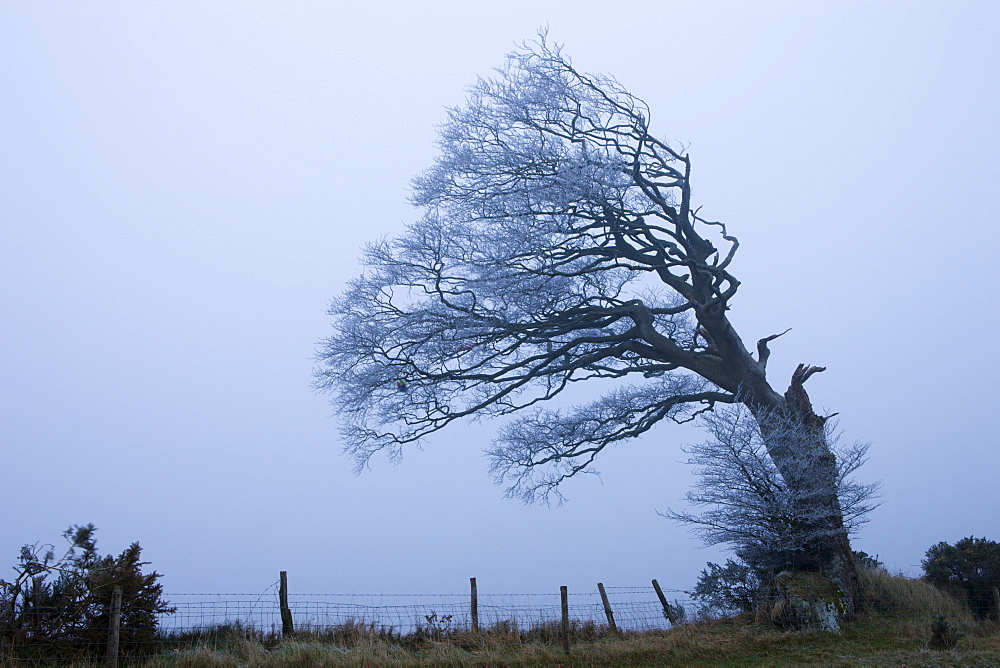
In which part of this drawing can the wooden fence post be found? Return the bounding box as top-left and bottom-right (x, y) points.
(652, 579), (679, 625)
(597, 583), (617, 633)
(279, 571), (294, 637)
(560, 585), (570, 655)
(105, 585), (122, 668)
(993, 587), (1000, 620)
(470, 577), (479, 633)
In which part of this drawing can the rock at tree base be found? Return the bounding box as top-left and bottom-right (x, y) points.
(761, 571), (846, 632)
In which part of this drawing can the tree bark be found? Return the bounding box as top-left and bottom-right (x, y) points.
(691, 302), (862, 616)
(739, 364), (861, 616)
(691, 309), (856, 611)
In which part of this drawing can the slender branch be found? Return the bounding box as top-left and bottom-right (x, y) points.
(756, 328), (792, 371)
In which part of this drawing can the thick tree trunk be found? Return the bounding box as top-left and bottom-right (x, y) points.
(691, 306), (862, 616)
(740, 364), (862, 617)
(783, 364), (862, 616)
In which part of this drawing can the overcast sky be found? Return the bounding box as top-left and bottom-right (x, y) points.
(2, 1), (998, 600)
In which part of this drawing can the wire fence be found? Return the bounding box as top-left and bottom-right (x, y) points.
(4, 580), (998, 664)
(1, 581), (690, 663)
(159, 582), (688, 636)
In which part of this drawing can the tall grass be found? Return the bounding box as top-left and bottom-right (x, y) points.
(140, 576), (1000, 667)
(858, 568), (1000, 644)
(9, 573), (1000, 666)
(860, 568), (968, 618)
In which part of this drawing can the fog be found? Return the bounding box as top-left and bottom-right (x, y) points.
(2, 1), (998, 598)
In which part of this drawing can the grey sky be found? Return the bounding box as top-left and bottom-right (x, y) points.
(2, 1), (998, 598)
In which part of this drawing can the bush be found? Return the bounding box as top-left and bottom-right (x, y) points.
(852, 550), (884, 571)
(663, 406), (880, 574)
(690, 558), (767, 615)
(922, 536), (1000, 620)
(0, 524), (174, 660)
(928, 614), (963, 650)
(693, 551), (888, 623)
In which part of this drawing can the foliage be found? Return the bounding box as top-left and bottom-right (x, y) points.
(928, 614), (963, 650)
(0, 524), (174, 659)
(664, 405), (880, 572)
(665, 599), (687, 625)
(852, 551), (884, 571)
(922, 536), (1000, 620)
(690, 558), (767, 615)
(691, 552), (889, 624)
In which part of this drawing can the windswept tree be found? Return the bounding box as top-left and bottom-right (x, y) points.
(316, 36), (864, 610)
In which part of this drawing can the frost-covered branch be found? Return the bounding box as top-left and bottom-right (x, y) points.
(663, 405), (881, 571)
(315, 37), (876, 609)
(314, 32), (879, 613)
(315, 35), (745, 485)
(488, 374), (734, 504)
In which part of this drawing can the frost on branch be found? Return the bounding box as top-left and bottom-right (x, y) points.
(663, 405), (880, 572)
(314, 35), (738, 485)
(315, 32), (876, 613)
(488, 373), (723, 505)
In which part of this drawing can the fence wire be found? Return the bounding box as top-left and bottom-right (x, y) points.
(5, 584), (997, 664)
(158, 586), (684, 635)
(1, 585), (686, 663)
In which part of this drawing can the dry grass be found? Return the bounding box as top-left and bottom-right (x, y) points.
(859, 568), (969, 619)
(143, 619), (1000, 667)
(141, 577), (1000, 667)
(15, 616), (1000, 667)
(11, 572), (1000, 666)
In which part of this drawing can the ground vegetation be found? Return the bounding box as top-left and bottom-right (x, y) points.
(0, 525), (174, 661)
(923, 536), (1000, 620)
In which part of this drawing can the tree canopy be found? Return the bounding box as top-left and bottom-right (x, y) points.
(313, 36), (775, 501)
(317, 38), (857, 560)
(315, 35), (873, 615)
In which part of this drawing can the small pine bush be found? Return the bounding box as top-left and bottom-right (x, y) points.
(928, 614), (963, 650)
(0, 524), (174, 660)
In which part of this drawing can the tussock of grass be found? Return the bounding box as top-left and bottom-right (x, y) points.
(860, 568), (968, 618)
(857, 568), (1000, 645)
(164, 645), (241, 667)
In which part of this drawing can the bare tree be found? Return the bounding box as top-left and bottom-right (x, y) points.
(315, 35), (866, 611)
(664, 406), (880, 573)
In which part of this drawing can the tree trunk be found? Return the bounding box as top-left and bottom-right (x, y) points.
(739, 364), (862, 617)
(693, 307), (863, 616)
